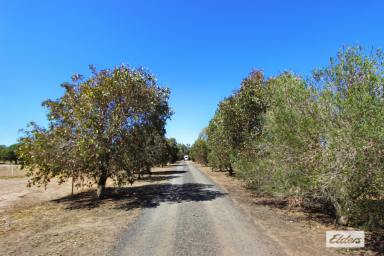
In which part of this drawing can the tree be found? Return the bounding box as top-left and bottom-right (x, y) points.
(207, 70), (267, 175)
(0, 144), (19, 163)
(190, 138), (208, 165)
(313, 46), (384, 225)
(156, 136), (171, 167)
(0, 145), (6, 162)
(177, 143), (190, 160)
(200, 46), (384, 227)
(253, 73), (322, 196)
(206, 107), (233, 173)
(6, 144), (19, 163)
(18, 65), (172, 198)
(190, 128), (208, 165)
(166, 138), (179, 163)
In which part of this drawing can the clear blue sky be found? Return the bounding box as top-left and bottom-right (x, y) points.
(1, 0), (384, 146)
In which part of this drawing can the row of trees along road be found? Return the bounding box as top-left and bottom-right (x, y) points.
(18, 65), (176, 198)
(191, 46), (384, 228)
(165, 138), (190, 164)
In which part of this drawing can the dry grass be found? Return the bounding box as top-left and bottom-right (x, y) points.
(0, 165), (24, 177)
(0, 200), (140, 256)
(194, 163), (382, 256)
(0, 176), (25, 180)
(0, 165), (178, 256)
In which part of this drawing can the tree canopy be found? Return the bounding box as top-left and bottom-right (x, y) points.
(207, 70), (267, 175)
(18, 65), (172, 198)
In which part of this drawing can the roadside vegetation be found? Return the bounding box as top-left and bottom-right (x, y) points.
(17, 65), (188, 199)
(191, 46), (384, 229)
(190, 129), (209, 165)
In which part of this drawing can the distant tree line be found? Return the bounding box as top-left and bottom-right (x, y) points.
(0, 144), (19, 164)
(163, 137), (190, 165)
(191, 46), (384, 228)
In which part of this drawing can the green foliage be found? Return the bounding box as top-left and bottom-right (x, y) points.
(234, 73), (322, 197)
(18, 65), (172, 198)
(158, 138), (190, 164)
(207, 70), (267, 175)
(177, 143), (190, 160)
(0, 144), (19, 163)
(0, 145), (7, 162)
(200, 46), (384, 227)
(313, 47), (384, 225)
(266, 74), (322, 195)
(166, 138), (179, 163)
(206, 109), (233, 172)
(190, 132), (208, 165)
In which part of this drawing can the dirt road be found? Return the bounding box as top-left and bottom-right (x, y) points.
(114, 162), (284, 256)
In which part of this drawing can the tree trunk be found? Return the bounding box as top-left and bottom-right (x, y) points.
(337, 215), (349, 226)
(137, 170), (141, 180)
(228, 166), (234, 176)
(97, 173), (107, 199)
(71, 176), (74, 196)
(333, 201), (349, 226)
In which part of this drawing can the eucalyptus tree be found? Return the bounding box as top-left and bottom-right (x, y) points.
(259, 73), (322, 196)
(207, 70), (267, 175)
(207, 104), (233, 173)
(166, 138), (179, 163)
(18, 65), (172, 198)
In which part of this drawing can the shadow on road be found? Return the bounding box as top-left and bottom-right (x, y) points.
(136, 174), (180, 182)
(150, 170), (187, 176)
(165, 163), (186, 167)
(54, 183), (225, 210)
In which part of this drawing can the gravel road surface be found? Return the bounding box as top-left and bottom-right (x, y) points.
(114, 162), (285, 256)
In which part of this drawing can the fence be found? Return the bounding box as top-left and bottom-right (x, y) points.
(0, 164), (25, 177)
